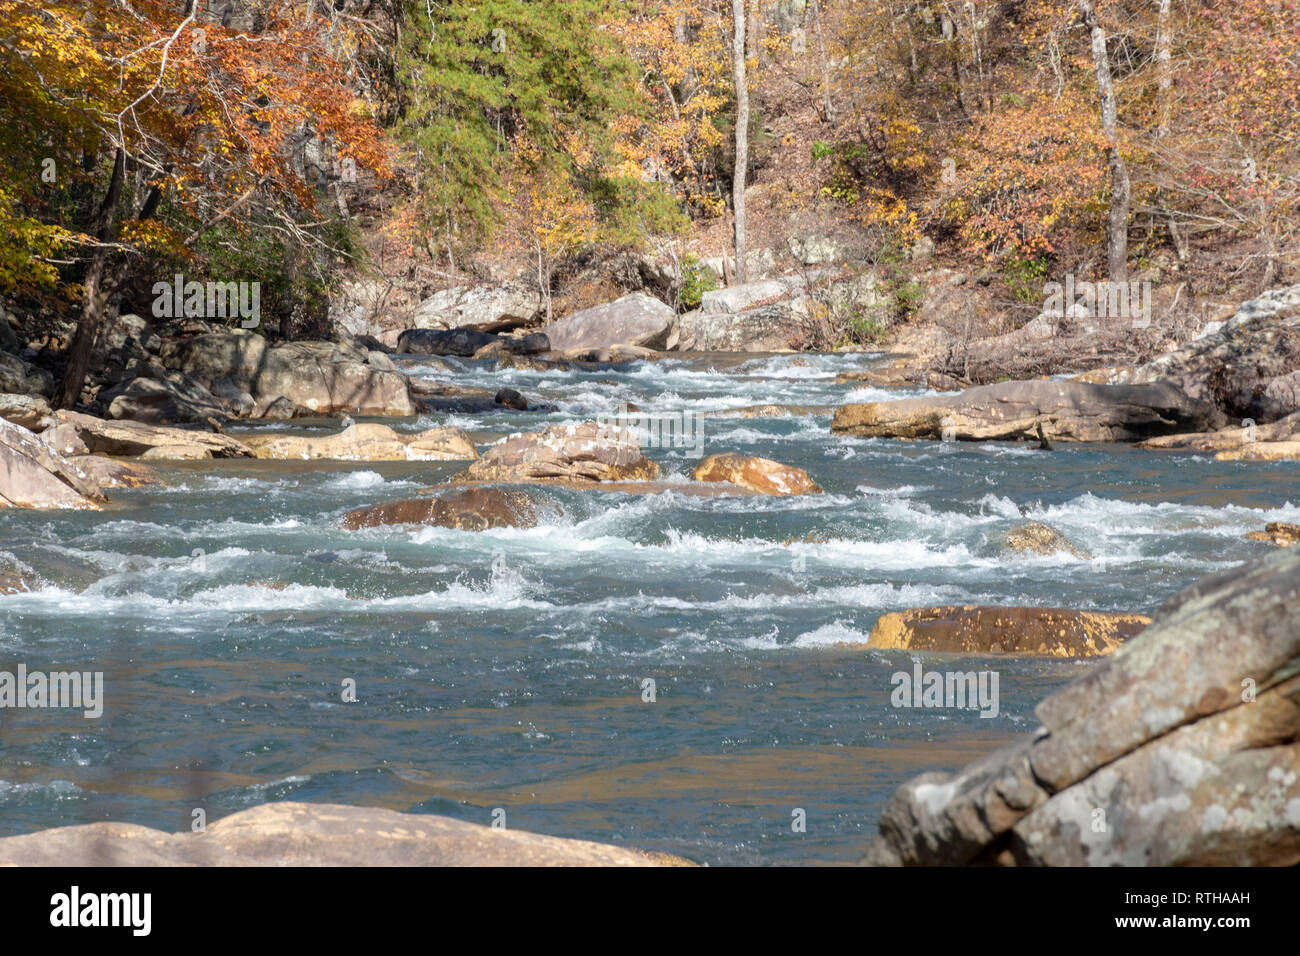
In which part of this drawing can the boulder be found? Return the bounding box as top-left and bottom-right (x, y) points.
(39, 423), (88, 457)
(0, 416), (105, 509)
(861, 548), (1300, 866)
(699, 278), (796, 314)
(159, 331), (268, 392)
(832, 380), (1222, 443)
(494, 388), (529, 411)
(413, 284), (539, 331)
(543, 293), (674, 352)
(0, 801), (685, 867)
(0, 393), (52, 429)
(691, 452), (823, 495)
(1003, 521), (1091, 559)
(462, 422), (660, 484)
(0, 351), (54, 397)
(342, 486), (540, 531)
(1121, 283), (1300, 422)
(103, 373), (231, 424)
(1246, 522), (1300, 547)
(140, 444), (212, 460)
(866, 606), (1149, 657)
(253, 342), (414, 417)
(54, 410), (252, 458)
(246, 423), (477, 461)
(677, 302), (807, 352)
(396, 328), (499, 357)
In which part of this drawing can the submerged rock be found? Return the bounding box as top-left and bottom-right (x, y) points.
(866, 606), (1148, 657)
(247, 423), (477, 461)
(0, 570), (41, 594)
(1003, 521), (1091, 559)
(861, 548), (1300, 866)
(461, 422), (660, 485)
(342, 486), (540, 531)
(1246, 522), (1300, 547)
(832, 380), (1221, 443)
(0, 800), (688, 866)
(691, 452), (823, 495)
(0, 416), (105, 510)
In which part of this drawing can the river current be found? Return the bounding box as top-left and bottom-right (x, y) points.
(2, 352), (1297, 864)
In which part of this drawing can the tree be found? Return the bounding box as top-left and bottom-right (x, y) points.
(1078, 0), (1130, 284)
(732, 0), (749, 284)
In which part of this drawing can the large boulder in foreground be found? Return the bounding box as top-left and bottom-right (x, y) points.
(862, 548), (1300, 865)
(0, 417), (105, 509)
(543, 293), (674, 352)
(0, 801), (686, 866)
(832, 380), (1221, 442)
(246, 423), (476, 462)
(54, 410), (252, 458)
(462, 422), (660, 484)
(691, 452), (822, 495)
(1122, 283), (1300, 422)
(866, 606), (1149, 657)
(342, 486), (540, 531)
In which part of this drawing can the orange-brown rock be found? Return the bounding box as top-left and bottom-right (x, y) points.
(865, 605), (1150, 657)
(461, 422), (659, 484)
(1246, 521), (1300, 547)
(343, 486), (539, 531)
(690, 452), (822, 495)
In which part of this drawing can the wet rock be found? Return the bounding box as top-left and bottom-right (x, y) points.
(0, 570), (40, 594)
(462, 422), (660, 484)
(0, 416), (105, 509)
(691, 452), (822, 495)
(397, 328), (498, 357)
(342, 486), (540, 531)
(0, 393), (52, 429)
(832, 380), (1222, 442)
(866, 606), (1149, 657)
(494, 388), (529, 411)
(0, 801), (687, 866)
(861, 548), (1300, 866)
(1003, 521), (1091, 559)
(1121, 283), (1300, 422)
(1246, 522), (1300, 547)
(246, 423), (477, 461)
(1139, 411), (1300, 451)
(543, 293), (674, 352)
(70, 455), (165, 488)
(54, 410), (252, 458)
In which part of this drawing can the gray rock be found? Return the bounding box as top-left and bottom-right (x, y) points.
(544, 293), (674, 351)
(397, 328), (499, 357)
(414, 284), (539, 331)
(54, 410), (252, 458)
(0, 351), (54, 397)
(862, 547), (1300, 866)
(103, 372), (231, 424)
(253, 342), (414, 417)
(159, 331), (268, 392)
(832, 379), (1223, 442)
(1123, 282), (1300, 422)
(678, 301), (807, 352)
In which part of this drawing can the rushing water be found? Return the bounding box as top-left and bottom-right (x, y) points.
(2, 352), (1298, 864)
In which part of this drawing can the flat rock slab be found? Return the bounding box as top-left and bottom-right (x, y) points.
(832, 379), (1222, 442)
(866, 606), (1150, 657)
(56, 410), (252, 458)
(245, 423), (477, 461)
(0, 801), (690, 866)
(0, 416), (105, 509)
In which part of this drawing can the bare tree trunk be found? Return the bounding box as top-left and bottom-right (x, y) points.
(809, 0), (835, 122)
(1080, 0), (1130, 284)
(732, 0), (749, 285)
(57, 149), (125, 410)
(1155, 0), (1172, 137)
